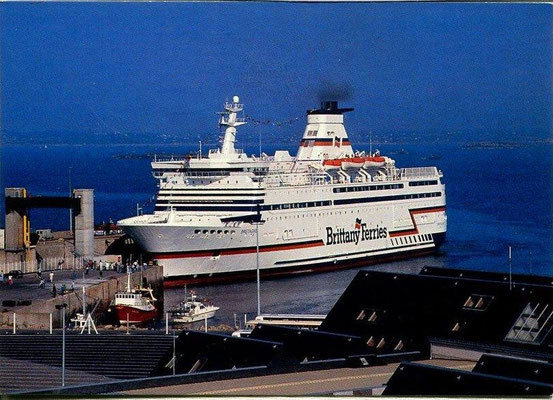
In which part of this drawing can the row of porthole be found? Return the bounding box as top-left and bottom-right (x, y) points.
(194, 229), (236, 235)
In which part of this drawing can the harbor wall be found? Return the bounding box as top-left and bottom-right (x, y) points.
(0, 265), (163, 329)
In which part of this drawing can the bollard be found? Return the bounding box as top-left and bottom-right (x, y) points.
(13, 313), (16, 334)
(50, 313), (53, 334)
(166, 313), (169, 335)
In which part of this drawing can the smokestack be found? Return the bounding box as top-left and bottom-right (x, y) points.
(321, 101), (338, 111)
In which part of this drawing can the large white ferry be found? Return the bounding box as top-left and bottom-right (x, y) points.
(118, 97), (447, 286)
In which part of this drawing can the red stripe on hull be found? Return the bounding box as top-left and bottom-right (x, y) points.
(163, 246), (437, 287)
(154, 240), (325, 259)
(389, 206), (446, 238)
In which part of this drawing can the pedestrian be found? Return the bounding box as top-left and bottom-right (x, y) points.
(37, 266), (42, 279)
(57, 260), (64, 270)
(49, 271), (54, 283)
(72, 270), (77, 281)
(99, 267), (103, 278)
(71, 281), (75, 292)
(85, 265), (89, 275)
(52, 284), (57, 298)
(7, 275), (13, 286)
(61, 283), (66, 295)
(39, 279), (45, 289)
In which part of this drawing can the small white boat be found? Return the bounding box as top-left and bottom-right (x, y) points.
(170, 293), (219, 324)
(71, 313), (87, 329)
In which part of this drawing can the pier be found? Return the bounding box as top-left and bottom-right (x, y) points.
(0, 265), (163, 329)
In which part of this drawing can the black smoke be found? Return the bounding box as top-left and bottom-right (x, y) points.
(317, 82), (354, 102)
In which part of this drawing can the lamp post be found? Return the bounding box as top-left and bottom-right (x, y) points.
(253, 204), (265, 316)
(69, 167), (73, 232)
(55, 303), (68, 387)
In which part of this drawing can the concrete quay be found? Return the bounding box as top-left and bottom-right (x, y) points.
(0, 265), (163, 329)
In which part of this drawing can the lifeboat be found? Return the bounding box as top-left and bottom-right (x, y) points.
(363, 156), (386, 168)
(341, 157), (365, 169)
(322, 159), (342, 170)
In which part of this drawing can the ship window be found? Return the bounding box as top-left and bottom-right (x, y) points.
(210, 230), (215, 234)
(505, 302), (553, 344)
(394, 340), (404, 351)
(377, 338), (386, 349)
(202, 230), (208, 234)
(356, 308), (382, 323)
(451, 322), (463, 332)
(463, 294), (493, 310)
(217, 230), (222, 234)
(194, 230), (200, 234)
(366, 336), (375, 347)
(224, 230), (229, 234)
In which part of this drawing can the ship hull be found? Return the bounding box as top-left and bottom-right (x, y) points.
(121, 198), (446, 286)
(160, 233), (445, 287)
(173, 309), (218, 323)
(162, 236), (444, 286)
(115, 305), (158, 324)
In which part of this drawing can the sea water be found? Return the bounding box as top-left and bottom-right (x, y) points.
(2, 142), (552, 323)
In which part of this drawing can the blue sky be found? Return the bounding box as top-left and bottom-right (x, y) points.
(1, 2), (552, 144)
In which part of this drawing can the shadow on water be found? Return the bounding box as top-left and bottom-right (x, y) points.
(163, 252), (447, 327)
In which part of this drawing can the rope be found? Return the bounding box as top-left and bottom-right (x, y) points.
(245, 115), (302, 127)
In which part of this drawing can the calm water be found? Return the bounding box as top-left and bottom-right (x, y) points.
(2, 142), (552, 324)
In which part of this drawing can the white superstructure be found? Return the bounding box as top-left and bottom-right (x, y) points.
(118, 97), (447, 285)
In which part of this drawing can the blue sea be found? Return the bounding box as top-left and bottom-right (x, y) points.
(2, 141), (552, 323)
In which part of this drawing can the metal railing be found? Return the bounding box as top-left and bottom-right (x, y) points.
(398, 167), (439, 179)
(0, 256), (87, 275)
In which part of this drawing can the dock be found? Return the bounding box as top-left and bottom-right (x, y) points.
(0, 265), (163, 329)
(246, 313), (325, 329)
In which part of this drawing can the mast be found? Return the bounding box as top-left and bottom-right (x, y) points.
(219, 96), (246, 155)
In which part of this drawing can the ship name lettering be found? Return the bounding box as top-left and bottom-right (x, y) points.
(326, 224), (388, 246)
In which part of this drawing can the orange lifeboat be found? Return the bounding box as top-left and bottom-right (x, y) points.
(363, 156), (386, 168)
(341, 157), (365, 169)
(322, 159), (342, 170)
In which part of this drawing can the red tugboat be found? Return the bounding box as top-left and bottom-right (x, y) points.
(113, 273), (158, 324)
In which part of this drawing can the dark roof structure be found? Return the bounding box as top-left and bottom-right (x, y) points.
(384, 354), (553, 396)
(2, 267), (552, 395)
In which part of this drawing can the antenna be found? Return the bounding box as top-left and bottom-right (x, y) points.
(369, 132), (372, 156)
(258, 124), (262, 157)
